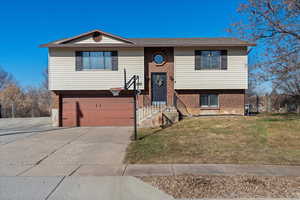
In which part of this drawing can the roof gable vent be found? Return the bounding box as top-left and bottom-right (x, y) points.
(93, 32), (102, 42)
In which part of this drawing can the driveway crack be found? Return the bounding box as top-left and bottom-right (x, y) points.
(35, 130), (88, 165)
(16, 165), (37, 176)
(122, 164), (128, 176)
(17, 129), (88, 176)
(45, 176), (66, 200)
(68, 165), (82, 176)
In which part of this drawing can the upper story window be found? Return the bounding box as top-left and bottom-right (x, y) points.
(83, 52), (112, 70)
(200, 94), (219, 107)
(201, 51), (221, 69)
(75, 51), (118, 71)
(195, 50), (227, 70)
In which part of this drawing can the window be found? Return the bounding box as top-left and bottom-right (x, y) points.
(200, 94), (219, 107)
(153, 53), (165, 65)
(77, 51), (117, 70)
(201, 51), (221, 69)
(82, 51), (112, 70)
(195, 50), (227, 70)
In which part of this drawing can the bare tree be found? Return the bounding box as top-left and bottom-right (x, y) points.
(0, 66), (14, 90)
(24, 67), (51, 117)
(0, 83), (26, 117)
(229, 0), (300, 110)
(0, 67), (51, 118)
(230, 0), (300, 42)
(41, 67), (51, 114)
(42, 67), (48, 90)
(25, 87), (40, 117)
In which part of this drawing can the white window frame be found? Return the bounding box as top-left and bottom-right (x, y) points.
(200, 94), (219, 108)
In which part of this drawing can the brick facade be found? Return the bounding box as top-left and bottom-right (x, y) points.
(51, 92), (60, 109)
(51, 92), (61, 126)
(138, 47), (245, 116)
(176, 89), (245, 115)
(143, 47), (174, 106)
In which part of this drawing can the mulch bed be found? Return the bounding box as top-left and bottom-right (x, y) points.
(140, 175), (300, 198)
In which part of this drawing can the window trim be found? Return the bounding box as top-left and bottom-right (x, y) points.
(201, 50), (221, 70)
(200, 94), (219, 108)
(195, 50), (227, 71)
(75, 51), (117, 71)
(152, 51), (167, 66)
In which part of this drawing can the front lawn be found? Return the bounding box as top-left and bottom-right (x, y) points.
(125, 113), (300, 165)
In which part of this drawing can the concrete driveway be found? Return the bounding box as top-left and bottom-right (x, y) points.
(0, 126), (132, 176)
(0, 117), (59, 145)
(0, 119), (174, 200)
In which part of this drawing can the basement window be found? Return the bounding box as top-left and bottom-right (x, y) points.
(200, 94), (219, 107)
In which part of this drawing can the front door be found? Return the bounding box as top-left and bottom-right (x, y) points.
(151, 72), (167, 105)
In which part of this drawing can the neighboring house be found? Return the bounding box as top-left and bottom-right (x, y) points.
(41, 29), (255, 127)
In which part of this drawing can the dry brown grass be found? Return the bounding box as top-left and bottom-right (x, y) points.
(125, 113), (300, 164)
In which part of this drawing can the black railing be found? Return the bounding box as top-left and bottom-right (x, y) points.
(173, 92), (190, 116)
(124, 69), (140, 140)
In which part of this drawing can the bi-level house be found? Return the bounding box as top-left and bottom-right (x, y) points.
(41, 29), (255, 127)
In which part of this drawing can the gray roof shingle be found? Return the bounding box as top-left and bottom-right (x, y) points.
(40, 30), (256, 47)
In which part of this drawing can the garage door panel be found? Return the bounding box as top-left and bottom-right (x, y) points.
(78, 111), (133, 118)
(90, 107), (133, 112)
(77, 104), (133, 111)
(62, 96), (133, 127)
(64, 98), (133, 103)
(78, 116), (133, 126)
(62, 102), (76, 110)
(79, 119), (133, 126)
(76, 106), (133, 112)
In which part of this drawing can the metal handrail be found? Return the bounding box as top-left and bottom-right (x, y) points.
(124, 69), (139, 90)
(123, 68), (140, 140)
(174, 92), (191, 116)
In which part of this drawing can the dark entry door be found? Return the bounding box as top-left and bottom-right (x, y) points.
(151, 73), (167, 105)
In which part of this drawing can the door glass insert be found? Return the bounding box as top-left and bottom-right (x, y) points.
(151, 73), (167, 105)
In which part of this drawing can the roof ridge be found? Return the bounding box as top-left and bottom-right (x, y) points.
(40, 29), (134, 47)
(128, 37), (243, 39)
(40, 30), (256, 47)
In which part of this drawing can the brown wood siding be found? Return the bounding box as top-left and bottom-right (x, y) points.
(62, 95), (133, 127)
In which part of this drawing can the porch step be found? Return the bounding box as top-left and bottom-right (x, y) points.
(137, 106), (179, 128)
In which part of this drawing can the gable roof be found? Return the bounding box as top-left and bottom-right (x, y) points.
(41, 29), (134, 47)
(40, 29), (256, 47)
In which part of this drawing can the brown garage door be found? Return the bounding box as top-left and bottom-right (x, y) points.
(62, 96), (133, 127)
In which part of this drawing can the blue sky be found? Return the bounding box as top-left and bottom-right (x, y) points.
(0, 0), (243, 87)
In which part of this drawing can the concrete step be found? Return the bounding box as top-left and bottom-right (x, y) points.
(138, 110), (179, 128)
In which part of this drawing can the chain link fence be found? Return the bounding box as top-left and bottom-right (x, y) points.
(247, 94), (300, 114)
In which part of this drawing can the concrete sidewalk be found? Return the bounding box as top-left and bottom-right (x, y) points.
(0, 176), (173, 200)
(69, 164), (300, 177)
(6, 163), (300, 177)
(1, 164), (299, 200)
